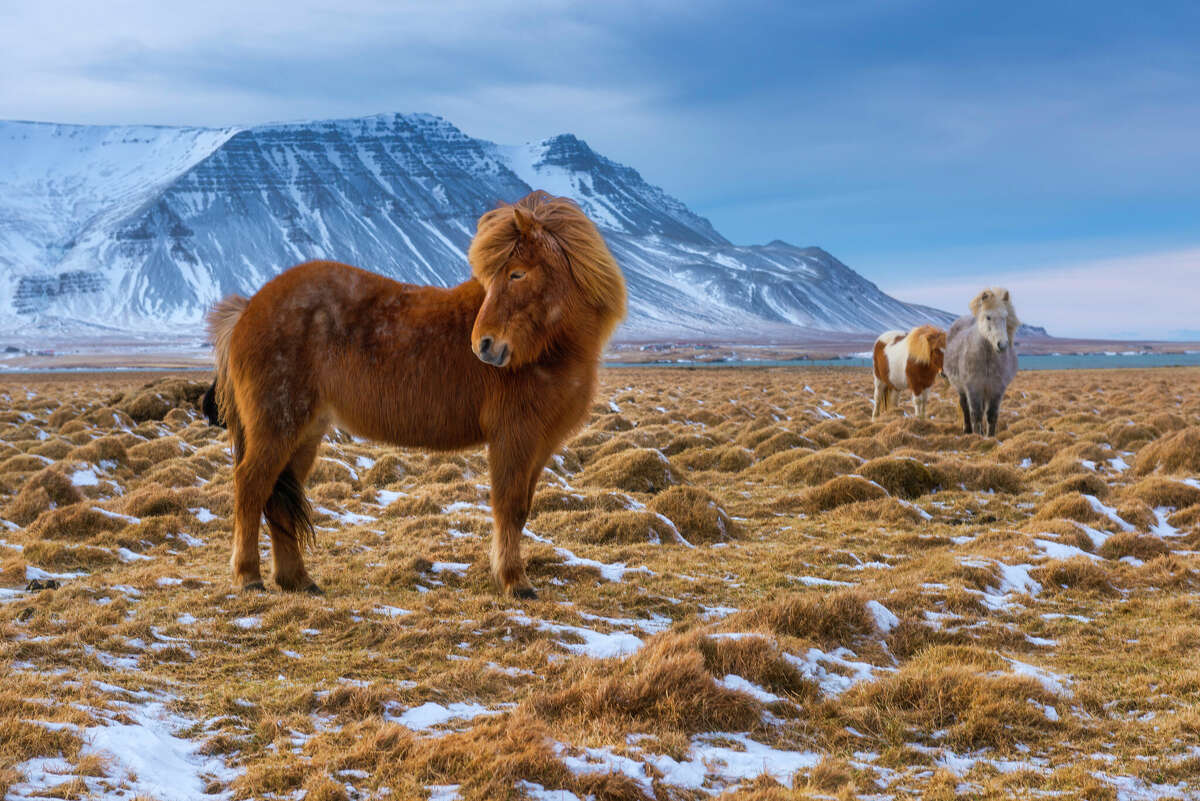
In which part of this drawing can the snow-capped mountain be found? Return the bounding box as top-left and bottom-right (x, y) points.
(0, 112), (959, 340)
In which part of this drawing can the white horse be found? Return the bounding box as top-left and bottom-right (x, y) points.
(872, 324), (947, 420)
(943, 287), (1019, 436)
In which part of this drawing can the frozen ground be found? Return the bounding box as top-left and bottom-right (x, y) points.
(1, 367), (1199, 799)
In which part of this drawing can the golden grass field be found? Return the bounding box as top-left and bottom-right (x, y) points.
(2, 366), (1200, 801)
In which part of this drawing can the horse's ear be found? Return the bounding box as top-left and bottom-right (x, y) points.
(512, 206), (536, 236)
(969, 292), (984, 317)
(1000, 289), (1010, 302)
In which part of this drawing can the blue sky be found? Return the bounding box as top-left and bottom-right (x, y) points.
(2, 0), (1198, 337)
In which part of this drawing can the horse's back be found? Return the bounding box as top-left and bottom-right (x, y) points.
(874, 330), (907, 386)
(226, 260), (491, 448)
(943, 315), (975, 384)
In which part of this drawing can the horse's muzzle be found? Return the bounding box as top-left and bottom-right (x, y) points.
(475, 336), (511, 367)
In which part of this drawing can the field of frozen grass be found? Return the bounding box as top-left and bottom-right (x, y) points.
(2, 366), (1199, 800)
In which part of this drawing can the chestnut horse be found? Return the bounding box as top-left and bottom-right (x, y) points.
(207, 191), (626, 598)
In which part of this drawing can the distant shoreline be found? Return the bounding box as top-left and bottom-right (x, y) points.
(1, 333), (1197, 373)
(4, 352), (1200, 375)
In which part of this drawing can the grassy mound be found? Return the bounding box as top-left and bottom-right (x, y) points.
(1033, 493), (1108, 526)
(27, 505), (130, 541)
(579, 448), (680, 494)
(732, 589), (874, 644)
(1032, 557), (1116, 595)
(529, 632), (762, 733)
(122, 484), (194, 518)
(779, 450), (860, 486)
(938, 460), (1024, 493)
(857, 457), (940, 499)
(698, 634), (816, 701)
(838, 648), (1063, 749)
(1123, 477), (1200, 509)
(778, 475), (888, 514)
(661, 433), (718, 456)
(826, 497), (927, 527)
(2, 467), (84, 525)
(646, 486), (736, 544)
(752, 430), (816, 459)
(1135, 427), (1200, 475)
(1045, 474), (1109, 499)
(1099, 532), (1170, 561)
(674, 444), (754, 472)
(803, 419), (852, 446)
(362, 454), (409, 487)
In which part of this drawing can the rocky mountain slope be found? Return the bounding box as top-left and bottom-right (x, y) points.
(0, 113), (964, 340)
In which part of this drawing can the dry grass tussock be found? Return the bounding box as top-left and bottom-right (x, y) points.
(0, 366), (1198, 800)
(1134, 426), (1200, 475)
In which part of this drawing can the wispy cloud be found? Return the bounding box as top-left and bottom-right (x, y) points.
(884, 247), (1200, 340)
(2, 0), (1199, 315)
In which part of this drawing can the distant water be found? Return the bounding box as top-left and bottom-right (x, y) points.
(608, 352), (1200, 370)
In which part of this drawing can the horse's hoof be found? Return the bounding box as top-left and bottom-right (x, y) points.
(513, 586), (538, 600)
(302, 583), (324, 596)
(240, 580), (267, 593)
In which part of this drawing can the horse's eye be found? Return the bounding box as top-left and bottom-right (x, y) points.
(509, 271), (526, 281)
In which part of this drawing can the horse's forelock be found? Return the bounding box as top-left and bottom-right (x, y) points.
(470, 192), (627, 339)
(967, 286), (1020, 343)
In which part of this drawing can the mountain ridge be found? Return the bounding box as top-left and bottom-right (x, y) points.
(0, 112), (1026, 341)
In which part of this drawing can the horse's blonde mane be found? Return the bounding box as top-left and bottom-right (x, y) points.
(905, 324), (947, 365)
(969, 286), (1020, 343)
(469, 191), (627, 341)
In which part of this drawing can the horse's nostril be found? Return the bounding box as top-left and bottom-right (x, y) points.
(478, 336), (493, 356)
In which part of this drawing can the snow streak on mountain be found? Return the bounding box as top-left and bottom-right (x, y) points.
(0, 113), (955, 340)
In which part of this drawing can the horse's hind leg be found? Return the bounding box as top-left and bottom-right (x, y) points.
(231, 431), (293, 592)
(872, 377), (886, 419)
(265, 426), (325, 593)
(914, 389), (927, 419)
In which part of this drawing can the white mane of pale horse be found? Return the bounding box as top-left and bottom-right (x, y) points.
(969, 287), (1020, 342)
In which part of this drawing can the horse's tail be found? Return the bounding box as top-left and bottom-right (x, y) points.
(264, 467), (316, 550)
(206, 294), (316, 550)
(201, 381), (223, 427)
(206, 295), (250, 460)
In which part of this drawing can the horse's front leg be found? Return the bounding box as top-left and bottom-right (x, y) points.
(914, 389), (927, 419)
(985, 396), (1001, 437)
(966, 392), (986, 435)
(487, 438), (542, 599)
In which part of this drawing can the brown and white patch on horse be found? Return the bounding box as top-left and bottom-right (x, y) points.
(905, 356), (941, 396)
(873, 333), (904, 384)
(903, 325), (947, 396)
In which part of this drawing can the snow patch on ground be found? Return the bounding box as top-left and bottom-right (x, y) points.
(10, 700), (233, 801)
(508, 611), (644, 658)
(388, 701), (500, 730)
(555, 547), (653, 582)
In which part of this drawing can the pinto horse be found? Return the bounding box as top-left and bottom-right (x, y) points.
(207, 191), (626, 598)
(872, 324), (947, 420)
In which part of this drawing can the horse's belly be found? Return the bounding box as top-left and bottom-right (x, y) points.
(328, 391), (486, 452)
